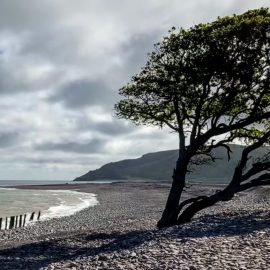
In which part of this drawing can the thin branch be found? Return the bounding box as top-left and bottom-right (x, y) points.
(236, 173), (270, 192)
(195, 112), (270, 155)
(238, 130), (270, 172)
(241, 161), (270, 182)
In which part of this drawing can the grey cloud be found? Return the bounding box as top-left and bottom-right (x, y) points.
(22, 157), (68, 164)
(77, 117), (136, 136)
(94, 120), (135, 136)
(0, 61), (63, 95)
(0, 1), (57, 32)
(20, 156), (100, 165)
(128, 131), (168, 141)
(19, 28), (83, 67)
(0, 65), (20, 94)
(35, 138), (105, 154)
(120, 32), (163, 76)
(48, 79), (118, 109)
(101, 31), (165, 90)
(0, 131), (19, 148)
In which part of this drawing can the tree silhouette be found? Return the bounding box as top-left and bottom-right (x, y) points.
(116, 8), (270, 228)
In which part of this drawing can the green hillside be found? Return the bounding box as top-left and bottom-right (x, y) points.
(74, 144), (269, 184)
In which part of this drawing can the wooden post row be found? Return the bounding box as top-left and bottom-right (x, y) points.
(0, 210), (41, 230)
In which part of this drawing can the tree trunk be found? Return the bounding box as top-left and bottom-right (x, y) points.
(157, 157), (188, 228)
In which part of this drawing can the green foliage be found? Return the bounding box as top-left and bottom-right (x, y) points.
(234, 127), (266, 144)
(115, 8), (270, 149)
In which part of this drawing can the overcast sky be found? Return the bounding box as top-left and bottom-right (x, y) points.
(0, 0), (269, 180)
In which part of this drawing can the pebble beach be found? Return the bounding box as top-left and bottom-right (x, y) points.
(0, 182), (269, 270)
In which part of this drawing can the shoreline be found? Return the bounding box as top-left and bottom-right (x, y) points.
(0, 182), (269, 269)
(11, 180), (227, 189)
(0, 186), (99, 224)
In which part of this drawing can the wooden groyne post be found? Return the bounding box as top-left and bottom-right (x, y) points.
(23, 214), (27, 227)
(9, 216), (15, 229)
(29, 212), (35, 221)
(15, 216), (18, 228)
(19, 215), (22, 228)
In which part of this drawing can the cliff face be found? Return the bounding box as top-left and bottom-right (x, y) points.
(74, 144), (269, 184)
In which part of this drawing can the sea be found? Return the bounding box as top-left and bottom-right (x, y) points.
(0, 180), (106, 224)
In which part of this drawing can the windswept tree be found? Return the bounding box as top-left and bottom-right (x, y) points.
(115, 8), (270, 228)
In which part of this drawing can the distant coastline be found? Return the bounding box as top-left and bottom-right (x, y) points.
(0, 180), (68, 187)
(74, 145), (269, 184)
(0, 180), (118, 187)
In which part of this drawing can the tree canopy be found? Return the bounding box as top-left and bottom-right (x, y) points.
(115, 8), (270, 227)
(116, 8), (270, 149)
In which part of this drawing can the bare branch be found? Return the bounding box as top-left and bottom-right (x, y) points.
(236, 173), (270, 192)
(177, 196), (208, 214)
(241, 161), (270, 182)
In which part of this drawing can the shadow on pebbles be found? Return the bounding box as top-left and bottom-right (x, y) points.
(0, 183), (269, 270)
